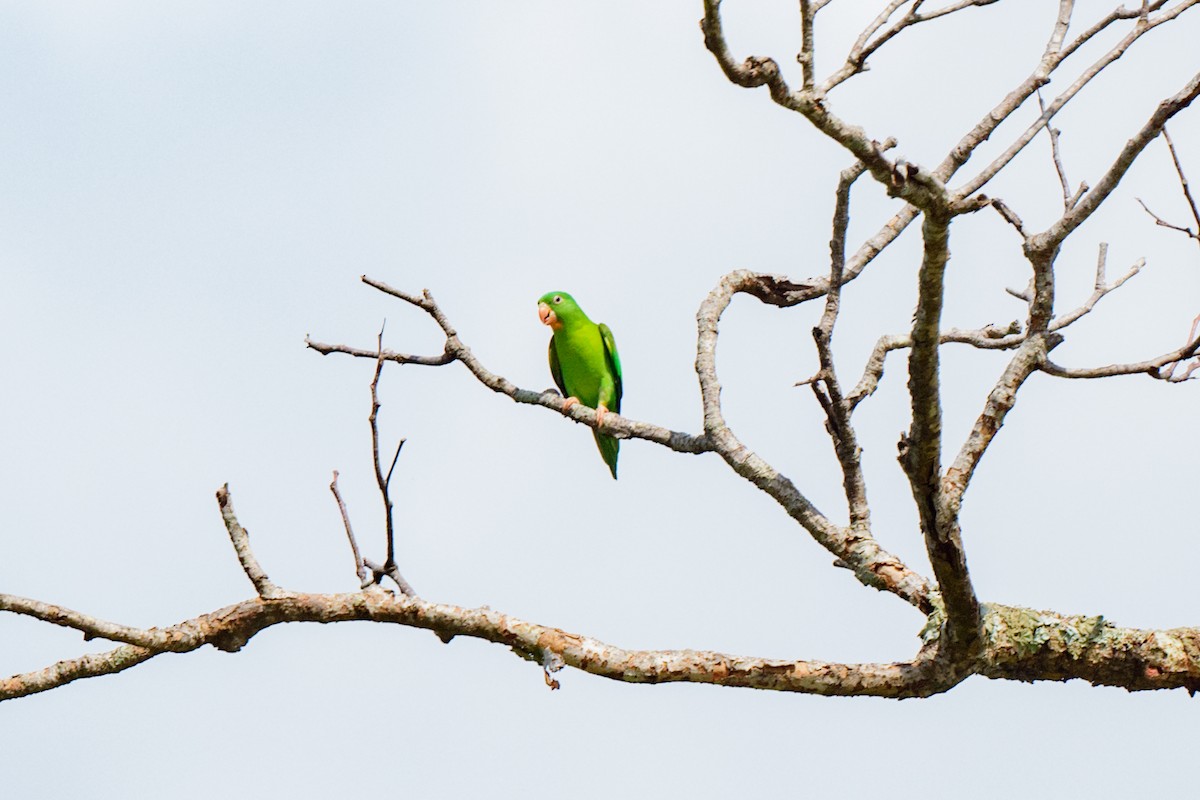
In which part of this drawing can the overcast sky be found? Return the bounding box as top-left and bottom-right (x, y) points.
(3, 2), (1199, 797)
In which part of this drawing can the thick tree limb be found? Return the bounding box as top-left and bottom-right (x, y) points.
(901, 213), (982, 656)
(6, 587), (1197, 702)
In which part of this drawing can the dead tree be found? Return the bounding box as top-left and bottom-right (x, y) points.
(5, 1), (1200, 702)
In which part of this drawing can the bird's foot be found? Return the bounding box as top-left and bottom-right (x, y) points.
(562, 397), (580, 412)
(595, 404), (608, 427)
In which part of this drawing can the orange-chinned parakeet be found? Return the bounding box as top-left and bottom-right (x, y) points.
(537, 291), (623, 479)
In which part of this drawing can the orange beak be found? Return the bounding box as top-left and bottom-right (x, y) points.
(538, 302), (556, 327)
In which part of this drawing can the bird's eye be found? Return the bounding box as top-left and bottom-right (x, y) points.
(553, 296), (562, 304)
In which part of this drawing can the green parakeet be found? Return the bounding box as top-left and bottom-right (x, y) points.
(537, 291), (623, 479)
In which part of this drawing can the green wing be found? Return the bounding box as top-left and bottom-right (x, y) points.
(548, 338), (567, 397)
(599, 323), (622, 415)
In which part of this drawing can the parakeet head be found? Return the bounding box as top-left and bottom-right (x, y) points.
(537, 291), (588, 330)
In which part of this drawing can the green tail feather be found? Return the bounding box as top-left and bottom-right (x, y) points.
(593, 431), (619, 480)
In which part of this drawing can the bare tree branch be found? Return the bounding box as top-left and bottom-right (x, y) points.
(308, 280), (712, 456)
(956, 7), (1200, 200)
(1138, 197), (1199, 240)
(822, 0), (1004, 92)
(367, 328), (416, 597)
(6, 586), (1198, 701)
(310, 274), (934, 608)
(1037, 88), (1077, 211)
(1034, 71), (1200, 251)
(330, 470), (371, 589)
(1163, 127), (1200, 236)
(693, 270), (936, 608)
(809, 157), (875, 530)
(989, 197), (1027, 236)
(935, 0), (1073, 184)
(846, 323), (1025, 412)
(13, 0), (1200, 712)
(943, 336), (1054, 506)
(1059, 1), (1171, 63)
(1042, 332), (1200, 379)
(700, 0), (952, 211)
(900, 212), (982, 657)
(1138, 126), (1200, 243)
(1049, 244), (1146, 331)
(797, 0), (816, 90)
(215, 484), (286, 600)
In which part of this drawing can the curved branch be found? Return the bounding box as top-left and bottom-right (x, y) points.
(1041, 333), (1200, 379)
(307, 280), (712, 456)
(6, 589), (1197, 701)
(697, 271), (933, 611)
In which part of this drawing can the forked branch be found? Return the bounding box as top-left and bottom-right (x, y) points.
(311, 273), (934, 610)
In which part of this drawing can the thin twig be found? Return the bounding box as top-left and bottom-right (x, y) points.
(1037, 88), (1074, 210)
(1049, 244), (1146, 331)
(1137, 197), (1199, 239)
(309, 279), (712, 454)
(1032, 70), (1200, 252)
(368, 326), (416, 597)
(846, 323), (1025, 411)
(822, 0), (1002, 92)
(1137, 126), (1200, 244)
(330, 470), (371, 589)
(1042, 329), (1200, 379)
(1163, 127), (1200, 236)
(954, 4), (1200, 200)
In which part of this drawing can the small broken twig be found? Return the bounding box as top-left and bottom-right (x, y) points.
(330, 470), (372, 589)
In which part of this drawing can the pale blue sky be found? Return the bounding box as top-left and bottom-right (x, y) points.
(3, 3), (1199, 797)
